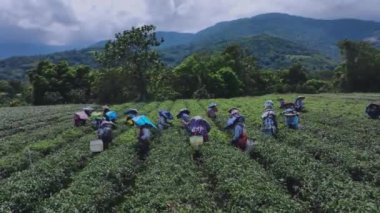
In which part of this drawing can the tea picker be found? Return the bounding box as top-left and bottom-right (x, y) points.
(282, 103), (300, 129)
(90, 118), (117, 153)
(176, 108), (191, 132)
(225, 108), (255, 153)
(74, 106), (94, 127)
(294, 96), (306, 112)
(157, 110), (174, 130)
(90, 111), (103, 130)
(102, 105), (110, 117)
(207, 103), (218, 120)
(187, 116), (211, 159)
(105, 110), (118, 123)
(261, 100), (278, 137)
(366, 102), (380, 119)
(124, 108), (139, 126)
(128, 114), (157, 160)
(225, 107), (240, 129)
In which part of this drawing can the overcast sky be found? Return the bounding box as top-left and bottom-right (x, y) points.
(1, 0), (380, 46)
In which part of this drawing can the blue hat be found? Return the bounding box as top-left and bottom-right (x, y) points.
(132, 115), (157, 128)
(106, 111), (118, 121)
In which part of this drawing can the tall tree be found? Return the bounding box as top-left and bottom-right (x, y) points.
(222, 45), (258, 95)
(28, 61), (91, 105)
(96, 25), (162, 101)
(28, 61), (54, 105)
(338, 40), (380, 92)
(285, 63), (307, 85)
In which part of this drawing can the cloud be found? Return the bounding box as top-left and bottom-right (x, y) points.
(65, 0), (148, 44)
(1, 0), (380, 46)
(0, 0), (79, 45)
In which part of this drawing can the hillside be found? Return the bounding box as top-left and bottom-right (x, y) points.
(161, 34), (336, 70)
(0, 94), (379, 212)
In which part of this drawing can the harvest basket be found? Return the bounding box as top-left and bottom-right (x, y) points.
(189, 136), (204, 150)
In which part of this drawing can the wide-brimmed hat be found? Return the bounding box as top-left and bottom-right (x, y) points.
(176, 108), (190, 119)
(208, 103), (217, 108)
(105, 111), (118, 121)
(132, 115), (157, 128)
(264, 100), (274, 109)
(228, 107), (238, 113)
(368, 102), (380, 108)
(124, 109), (138, 116)
(159, 110), (173, 120)
(296, 96), (306, 100)
(228, 108), (240, 116)
(83, 106), (94, 112)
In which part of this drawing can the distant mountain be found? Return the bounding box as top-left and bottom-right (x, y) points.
(0, 42), (90, 59)
(156, 32), (195, 48)
(0, 48), (99, 80)
(0, 31), (197, 80)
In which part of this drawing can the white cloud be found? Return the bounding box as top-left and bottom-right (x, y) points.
(67, 0), (148, 41)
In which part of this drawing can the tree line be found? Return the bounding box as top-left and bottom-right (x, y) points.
(1, 25), (379, 106)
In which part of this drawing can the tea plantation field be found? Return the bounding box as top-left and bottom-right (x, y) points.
(0, 94), (379, 212)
